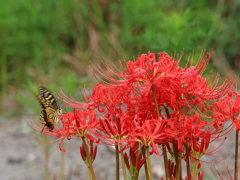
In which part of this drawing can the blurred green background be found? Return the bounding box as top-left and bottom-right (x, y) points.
(1, 0), (240, 117)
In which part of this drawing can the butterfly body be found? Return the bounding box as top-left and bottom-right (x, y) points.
(34, 86), (62, 131)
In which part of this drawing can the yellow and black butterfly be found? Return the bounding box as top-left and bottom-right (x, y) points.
(34, 86), (62, 132)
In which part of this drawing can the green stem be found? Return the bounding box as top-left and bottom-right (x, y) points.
(172, 142), (178, 167)
(82, 137), (96, 180)
(185, 143), (191, 180)
(234, 130), (239, 180)
(162, 144), (170, 179)
(115, 145), (120, 180)
(134, 144), (140, 180)
(134, 173), (139, 180)
(192, 158), (199, 180)
(146, 147), (152, 180)
(131, 172), (134, 180)
(176, 151), (182, 180)
(141, 146), (149, 180)
(87, 168), (91, 180)
(120, 145), (127, 180)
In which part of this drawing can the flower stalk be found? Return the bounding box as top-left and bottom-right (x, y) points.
(146, 146), (153, 180)
(115, 145), (120, 180)
(141, 146), (150, 180)
(82, 137), (96, 180)
(185, 143), (191, 180)
(120, 145), (128, 180)
(234, 130), (239, 180)
(192, 159), (199, 180)
(176, 151), (182, 180)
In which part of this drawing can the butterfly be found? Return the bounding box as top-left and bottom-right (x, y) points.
(34, 86), (62, 132)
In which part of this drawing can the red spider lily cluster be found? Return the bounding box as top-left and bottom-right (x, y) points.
(29, 52), (240, 180)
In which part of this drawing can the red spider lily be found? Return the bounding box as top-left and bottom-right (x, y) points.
(57, 52), (236, 125)
(80, 141), (97, 163)
(171, 114), (229, 161)
(92, 52), (235, 108)
(165, 114), (209, 153)
(98, 113), (132, 146)
(58, 109), (101, 141)
(86, 84), (133, 114)
(212, 91), (240, 130)
(128, 118), (174, 156)
(190, 131), (212, 161)
(56, 52), (236, 155)
(27, 117), (76, 152)
(124, 147), (146, 177)
(28, 109), (101, 152)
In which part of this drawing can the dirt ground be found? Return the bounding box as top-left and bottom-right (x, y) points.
(0, 117), (237, 180)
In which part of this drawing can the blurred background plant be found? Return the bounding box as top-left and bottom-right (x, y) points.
(0, 0), (239, 179)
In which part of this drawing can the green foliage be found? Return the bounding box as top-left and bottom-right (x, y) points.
(117, 0), (239, 66)
(0, 0), (239, 115)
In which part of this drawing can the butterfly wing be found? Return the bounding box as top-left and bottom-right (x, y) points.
(40, 109), (54, 131)
(38, 86), (59, 109)
(34, 86), (62, 131)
